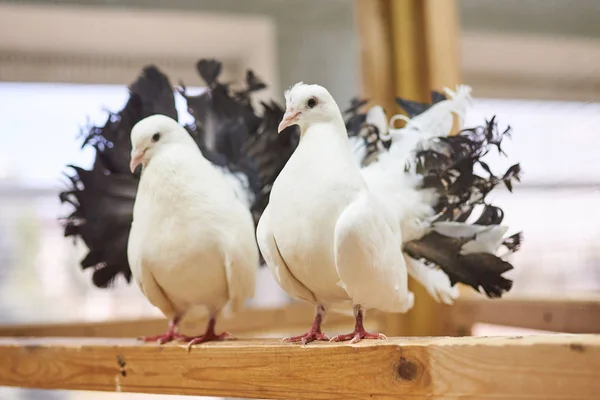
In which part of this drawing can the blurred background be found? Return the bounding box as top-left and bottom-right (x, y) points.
(0, 0), (599, 399)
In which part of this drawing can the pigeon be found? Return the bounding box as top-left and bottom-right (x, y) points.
(127, 114), (258, 348)
(257, 83), (415, 344)
(258, 82), (522, 343)
(60, 60), (299, 289)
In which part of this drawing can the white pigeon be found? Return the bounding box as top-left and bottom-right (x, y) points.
(257, 83), (415, 344)
(128, 114), (258, 349)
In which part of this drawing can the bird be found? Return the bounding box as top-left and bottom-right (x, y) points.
(258, 82), (522, 344)
(60, 60), (299, 289)
(257, 83), (415, 344)
(127, 114), (258, 348)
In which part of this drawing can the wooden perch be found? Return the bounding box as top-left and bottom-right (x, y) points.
(444, 296), (600, 335)
(0, 335), (598, 399)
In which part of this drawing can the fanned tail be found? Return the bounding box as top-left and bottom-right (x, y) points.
(60, 65), (176, 287)
(404, 116), (522, 298)
(358, 86), (521, 299)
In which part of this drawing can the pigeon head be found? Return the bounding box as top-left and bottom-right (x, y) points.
(129, 114), (192, 173)
(278, 82), (343, 134)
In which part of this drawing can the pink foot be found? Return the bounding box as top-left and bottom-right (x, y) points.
(140, 331), (185, 344)
(184, 331), (233, 352)
(138, 317), (183, 344)
(331, 306), (387, 343)
(283, 330), (330, 346)
(330, 329), (387, 344)
(283, 305), (329, 345)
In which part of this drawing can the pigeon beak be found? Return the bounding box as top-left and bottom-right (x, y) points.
(278, 110), (301, 133)
(130, 148), (145, 173)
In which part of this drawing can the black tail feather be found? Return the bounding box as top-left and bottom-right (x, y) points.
(60, 66), (176, 288)
(404, 231), (513, 298)
(416, 118), (522, 225)
(503, 232), (523, 253)
(395, 90), (447, 118)
(401, 111), (521, 299)
(60, 163), (137, 287)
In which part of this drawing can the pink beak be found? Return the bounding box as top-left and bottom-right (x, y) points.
(278, 110), (301, 133)
(130, 148), (145, 173)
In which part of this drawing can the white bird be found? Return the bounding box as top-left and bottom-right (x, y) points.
(128, 115), (258, 349)
(257, 83), (415, 344)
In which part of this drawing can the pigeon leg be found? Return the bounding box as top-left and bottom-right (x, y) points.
(283, 304), (330, 345)
(183, 315), (232, 352)
(140, 316), (185, 344)
(330, 305), (387, 344)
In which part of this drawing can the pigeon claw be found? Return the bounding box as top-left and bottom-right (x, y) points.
(283, 331), (330, 346)
(184, 331), (233, 352)
(330, 330), (387, 344)
(139, 332), (185, 345)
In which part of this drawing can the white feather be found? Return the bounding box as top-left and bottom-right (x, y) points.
(258, 83), (413, 318)
(214, 166), (255, 209)
(433, 221), (509, 255)
(128, 115), (258, 322)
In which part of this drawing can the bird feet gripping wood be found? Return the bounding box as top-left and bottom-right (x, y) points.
(330, 329), (387, 344)
(283, 329), (330, 346)
(183, 316), (232, 352)
(330, 306), (387, 344)
(283, 305), (330, 345)
(140, 317), (186, 344)
(141, 331), (187, 344)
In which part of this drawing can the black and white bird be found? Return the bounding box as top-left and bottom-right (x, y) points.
(257, 82), (521, 344)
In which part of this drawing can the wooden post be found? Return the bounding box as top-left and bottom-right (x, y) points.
(355, 0), (396, 114)
(356, 0), (461, 336)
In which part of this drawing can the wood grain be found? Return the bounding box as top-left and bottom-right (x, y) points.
(0, 335), (598, 399)
(444, 296), (600, 335)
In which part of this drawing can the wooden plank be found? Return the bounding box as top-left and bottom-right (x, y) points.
(445, 296), (600, 335)
(0, 304), (362, 338)
(0, 335), (598, 399)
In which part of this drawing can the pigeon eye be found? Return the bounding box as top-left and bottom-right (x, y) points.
(306, 97), (318, 109)
(151, 133), (161, 143)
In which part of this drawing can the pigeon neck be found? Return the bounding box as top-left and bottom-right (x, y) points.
(300, 115), (347, 140)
